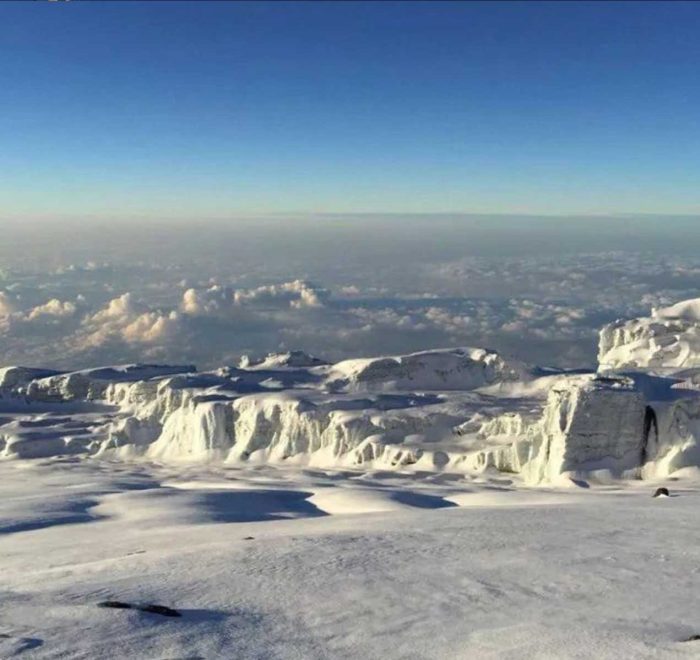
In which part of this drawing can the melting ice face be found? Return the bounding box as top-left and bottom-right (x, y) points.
(2, 214), (700, 370)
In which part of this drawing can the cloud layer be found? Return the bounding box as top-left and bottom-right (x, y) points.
(3, 246), (700, 371)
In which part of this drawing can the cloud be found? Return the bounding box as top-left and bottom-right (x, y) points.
(348, 307), (425, 330)
(0, 292), (15, 317)
(180, 285), (233, 316)
(0, 292), (80, 334)
(3, 247), (700, 371)
(181, 287), (217, 315)
(26, 298), (78, 321)
(121, 311), (180, 344)
(80, 293), (181, 347)
(338, 285), (361, 296)
(179, 280), (328, 318)
(90, 292), (138, 323)
(233, 280), (326, 309)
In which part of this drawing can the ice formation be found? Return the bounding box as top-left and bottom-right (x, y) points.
(598, 297), (700, 370)
(4, 300), (700, 484)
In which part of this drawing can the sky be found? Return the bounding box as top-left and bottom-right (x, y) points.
(1, 1), (699, 219)
(2, 1), (700, 370)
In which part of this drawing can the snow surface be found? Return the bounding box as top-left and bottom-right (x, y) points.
(1, 459), (700, 659)
(5, 302), (700, 656)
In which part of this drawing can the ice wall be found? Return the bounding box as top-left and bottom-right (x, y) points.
(537, 378), (646, 481)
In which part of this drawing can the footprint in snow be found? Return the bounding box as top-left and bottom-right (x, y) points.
(0, 633), (44, 654)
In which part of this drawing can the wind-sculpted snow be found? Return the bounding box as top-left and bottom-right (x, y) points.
(4, 325), (700, 484)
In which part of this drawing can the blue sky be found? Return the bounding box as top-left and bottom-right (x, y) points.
(1, 1), (699, 219)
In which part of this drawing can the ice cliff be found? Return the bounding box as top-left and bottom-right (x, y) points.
(4, 300), (700, 485)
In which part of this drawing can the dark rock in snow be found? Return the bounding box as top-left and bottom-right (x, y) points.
(652, 487), (670, 498)
(98, 601), (133, 610)
(98, 601), (181, 617)
(139, 604), (181, 617)
(683, 634), (700, 642)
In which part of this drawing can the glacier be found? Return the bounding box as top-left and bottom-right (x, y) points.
(4, 301), (700, 485)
